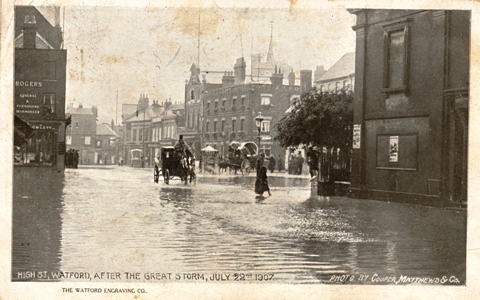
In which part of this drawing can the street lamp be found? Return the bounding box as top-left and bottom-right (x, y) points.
(255, 112), (263, 156)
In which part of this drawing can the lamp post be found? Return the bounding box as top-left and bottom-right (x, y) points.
(255, 112), (263, 157)
(142, 109), (146, 168)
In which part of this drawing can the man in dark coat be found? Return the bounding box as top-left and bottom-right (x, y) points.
(297, 153), (304, 175)
(277, 154), (284, 172)
(268, 154), (276, 173)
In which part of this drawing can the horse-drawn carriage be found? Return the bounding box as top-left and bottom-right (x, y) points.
(221, 141), (258, 175)
(154, 146), (196, 185)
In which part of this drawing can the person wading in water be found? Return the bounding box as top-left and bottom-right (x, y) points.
(255, 153), (271, 197)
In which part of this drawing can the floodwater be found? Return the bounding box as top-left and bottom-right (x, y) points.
(12, 166), (466, 284)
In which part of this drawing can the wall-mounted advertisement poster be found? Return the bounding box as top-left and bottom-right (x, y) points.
(353, 124), (361, 149)
(389, 135), (399, 162)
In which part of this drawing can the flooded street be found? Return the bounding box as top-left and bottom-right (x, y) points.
(12, 167), (466, 284)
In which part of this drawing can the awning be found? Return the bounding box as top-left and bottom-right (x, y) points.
(14, 115), (34, 146)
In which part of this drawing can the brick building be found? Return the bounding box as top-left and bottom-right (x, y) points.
(201, 59), (303, 159)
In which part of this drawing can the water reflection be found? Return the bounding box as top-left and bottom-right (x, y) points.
(12, 168), (64, 281)
(11, 167), (466, 284)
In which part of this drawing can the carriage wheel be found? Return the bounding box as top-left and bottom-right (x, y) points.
(164, 169), (170, 184)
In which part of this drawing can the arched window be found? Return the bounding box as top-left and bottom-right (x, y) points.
(190, 90), (195, 100)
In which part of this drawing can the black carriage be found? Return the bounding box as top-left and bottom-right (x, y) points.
(154, 146), (196, 185)
(223, 141), (258, 175)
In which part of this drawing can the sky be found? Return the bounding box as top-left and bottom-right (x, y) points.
(38, 5), (356, 124)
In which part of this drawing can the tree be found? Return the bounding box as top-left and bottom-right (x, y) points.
(275, 88), (353, 150)
(274, 88), (353, 193)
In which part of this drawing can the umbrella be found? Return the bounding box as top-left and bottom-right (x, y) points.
(201, 145), (218, 153)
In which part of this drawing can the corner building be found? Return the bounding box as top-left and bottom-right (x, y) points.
(201, 60), (302, 158)
(14, 6), (67, 171)
(349, 10), (470, 206)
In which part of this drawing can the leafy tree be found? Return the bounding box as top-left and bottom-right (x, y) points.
(274, 88), (353, 191)
(275, 88), (353, 150)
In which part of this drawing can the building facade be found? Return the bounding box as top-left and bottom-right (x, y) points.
(184, 64), (222, 157)
(14, 6), (67, 171)
(314, 52), (355, 92)
(95, 123), (119, 165)
(122, 95), (189, 167)
(349, 10), (470, 206)
(201, 62), (302, 159)
(66, 105), (97, 165)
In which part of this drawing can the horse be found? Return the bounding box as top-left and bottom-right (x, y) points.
(218, 159), (229, 173)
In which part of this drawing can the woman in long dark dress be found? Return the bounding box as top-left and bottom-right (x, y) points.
(255, 166), (271, 197)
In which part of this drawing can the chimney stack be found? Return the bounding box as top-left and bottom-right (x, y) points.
(234, 57), (246, 85)
(288, 69), (296, 85)
(270, 65), (283, 86)
(300, 70), (313, 93)
(23, 15), (37, 49)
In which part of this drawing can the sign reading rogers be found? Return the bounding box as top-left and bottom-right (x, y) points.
(15, 81), (43, 87)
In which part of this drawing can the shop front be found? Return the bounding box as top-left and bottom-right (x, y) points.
(15, 121), (65, 170)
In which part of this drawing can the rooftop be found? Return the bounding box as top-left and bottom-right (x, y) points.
(316, 52), (355, 83)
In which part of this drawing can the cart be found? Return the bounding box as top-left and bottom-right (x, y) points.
(225, 141), (258, 175)
(154, 146), (195, 185)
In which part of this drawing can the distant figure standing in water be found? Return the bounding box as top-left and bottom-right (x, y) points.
(268, 154), (276, 173)
(255, 165), (271, 197)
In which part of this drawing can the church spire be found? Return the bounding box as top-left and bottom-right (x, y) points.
(266, 21), (275, 65)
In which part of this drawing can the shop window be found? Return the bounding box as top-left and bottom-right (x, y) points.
(85, 136), (91, 145)
(260, 145), (271, 157)
(24, 131), (54, 165)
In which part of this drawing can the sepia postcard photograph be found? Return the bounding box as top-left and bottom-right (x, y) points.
(1, 0), (479, 299)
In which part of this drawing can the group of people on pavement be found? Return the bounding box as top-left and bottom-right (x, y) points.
(65, 149), (79, 168)
(288, 152), (305, 175)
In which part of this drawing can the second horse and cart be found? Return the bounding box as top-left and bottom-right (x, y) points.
(219, 141), (259, 176)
